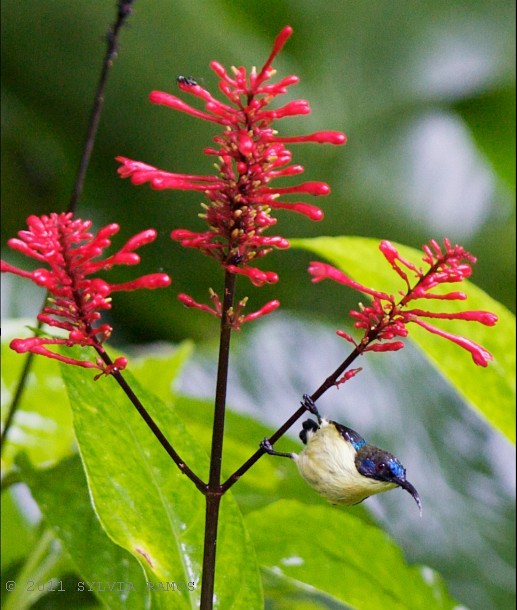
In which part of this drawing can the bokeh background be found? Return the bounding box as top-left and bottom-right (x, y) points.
(2, 1), (515, 609)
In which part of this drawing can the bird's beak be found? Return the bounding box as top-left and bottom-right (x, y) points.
(397, 479), (422, 516)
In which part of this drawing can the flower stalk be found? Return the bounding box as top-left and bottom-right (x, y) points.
(116, 25), (344, 608)
(0, 212), (206, 489)
(117, 24), (345, 294)
(1, 213), (171, 375)
(309, 239), (497, 366)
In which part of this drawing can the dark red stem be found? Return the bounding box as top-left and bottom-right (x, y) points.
(69, 0), (135, 214)
(200, 269), (236, 610)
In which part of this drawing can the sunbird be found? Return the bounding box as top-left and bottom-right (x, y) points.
(262, 395), (421, 514)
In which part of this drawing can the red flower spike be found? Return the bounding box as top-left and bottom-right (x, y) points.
(308, 238), (497, 366)
(1, 213), (171, 375)
(116, 26), (345, 285)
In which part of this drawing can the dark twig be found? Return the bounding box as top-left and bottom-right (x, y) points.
(69, 0), (135, 214)
(0, 350), (38, 457)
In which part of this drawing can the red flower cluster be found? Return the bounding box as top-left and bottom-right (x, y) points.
(116, 25), (345, 321)
(1, 213), (171, 375)
(309, 239), (497, 366)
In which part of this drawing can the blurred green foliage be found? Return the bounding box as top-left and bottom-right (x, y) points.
(1, 0), (515, 344)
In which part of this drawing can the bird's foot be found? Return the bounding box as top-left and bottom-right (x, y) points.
(302, 394), (320, 418)
(260, 438), (293, 459)
(260, 438), (275, 454)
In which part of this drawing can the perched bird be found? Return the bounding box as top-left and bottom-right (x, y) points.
(261, 395), (421, 513)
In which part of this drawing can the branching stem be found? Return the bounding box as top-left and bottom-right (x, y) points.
(69, 0), (135, 214)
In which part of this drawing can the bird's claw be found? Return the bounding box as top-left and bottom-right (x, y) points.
(302, 393), (320, 417)
(260, 438), (275, 454)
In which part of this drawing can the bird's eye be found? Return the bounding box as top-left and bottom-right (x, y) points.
(377, 462), (387, 472)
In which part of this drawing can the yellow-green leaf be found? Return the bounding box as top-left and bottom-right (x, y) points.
(246, 500), (459, 610)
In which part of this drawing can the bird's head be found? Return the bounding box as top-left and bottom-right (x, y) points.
(355, 444), (422, 513)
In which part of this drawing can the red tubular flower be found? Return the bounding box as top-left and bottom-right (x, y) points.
(116, 26), (346, 292)
(309, 239), (498, 367)
(1, 213), (171, 375)
(335, 367), (363, 388)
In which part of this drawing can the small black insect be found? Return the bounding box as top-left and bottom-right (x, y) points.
(177, 75), (198, 86)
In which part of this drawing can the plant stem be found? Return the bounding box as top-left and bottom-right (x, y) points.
(68, 0), (135, 214)
(200, 270), (236, 609)
(93, 346), (207, 492)
(221, 344), (363, 492)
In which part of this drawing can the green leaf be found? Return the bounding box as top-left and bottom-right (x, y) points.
(17, 453), (148, 610)
(61, 362), (263, 609)
(1, 320), (75, 474)
(129, 341), (195, 404)
(1, 489), (34, 571)
(260, 567), (353, 609)
(292, 236), (516, 443)
(246, 500), (460, 610)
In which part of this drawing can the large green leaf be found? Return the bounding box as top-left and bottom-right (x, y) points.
(1, 489), (34, 572)
(292, 236), (515, 443)
(260, 568), (353, 609)
(17, 453), (147, 610)
(61, 362), (263, 609)
(246, 500), (459, 610)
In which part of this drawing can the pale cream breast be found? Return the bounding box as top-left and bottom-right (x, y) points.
(293, 419), (395, 505)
